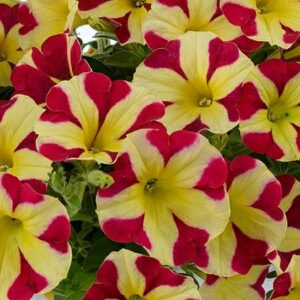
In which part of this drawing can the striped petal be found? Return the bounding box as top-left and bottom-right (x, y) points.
(18, 0), (78, 50)
(12, 34), (91, 104)
(144, 0), (243, 50)
(201, 156), (286, 277)
(221, 0), (300, 48)
(239, 60), (300, 162)
(35, 73), (164, 164)
(134, 31), (253, 134)
(200, 265), (267, 300)
(96, 128), (229, 266)
(83, 249), (200, 300)
(0, 174), (71, 300)
(0, 95), (51, 185)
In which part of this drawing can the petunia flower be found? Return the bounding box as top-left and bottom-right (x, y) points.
(143, 0), (261, 52)
(78, 0), (152, 44)
(96, 128), (230, 266)
(12, 33), (91, 104)
(220, 0), (300, 49)
(83, 249), (200, 300)
(272, 255), (300, 299)
(18, 0), (80, 50)
(0, 95), (51, 192)
(199, 156), (286, 277)
(34, 72), (165, 164)
(199, 265), (268, 300)
(0, 173), (71, 300)
(0, 3), (24, 86)
(239, 59), (300, 162)
(133, 31), (253, 134)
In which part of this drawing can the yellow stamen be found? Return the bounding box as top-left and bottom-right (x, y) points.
(144, 178), (158, 193)
(198, 97), (213, 107)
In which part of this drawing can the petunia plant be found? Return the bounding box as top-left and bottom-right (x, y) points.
(0, 0), (300, 299)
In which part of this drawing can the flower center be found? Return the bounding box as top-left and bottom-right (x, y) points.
(0, 52), (6, 62)
(256, 0), (270, 14)
(257, 4), (267, 13)
(89, 146), (100, 154)
(267, 110), (289, 122)
(198, 97), (213, 107)
(0, 164), (10, 172)
(144, 178), (158, 193)
(9, 217), (22, 226)
(267, 100), (290, 122)
(133, 0), (146, 7)
(2, 215), (23, 232)
(128, 295), (145, 300)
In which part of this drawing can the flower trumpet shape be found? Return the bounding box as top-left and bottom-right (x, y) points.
(134, 31), (253, 134)
(96, 128), (230, 266)
(239, 59), (300, 162)
(143, 0), (260, 52)
(0, 95), (51, 192)
(35, 72), (165, 164)
(199, 156), (286, 277)
(78, 0), (152, 44)
(220, 0), (300, 49)
(12, 34), (91, 104)
(0, 174), (71, 300)
(83, 249), (200, 300)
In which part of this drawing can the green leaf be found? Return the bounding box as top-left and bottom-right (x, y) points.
(83, 234), (123, 271)
(250, 43), (278, 65)
(103, 50), (144, 69)
(125, 243), (148, 255)
(103, 42), (150, 69)
(221, 126), (252, 159)
(0, 86), (14, 100)
(67, 291), (86, 300)
(267, 270), (277, 278)
(84, 56), (113, 77)
(54, 260), (96, 296)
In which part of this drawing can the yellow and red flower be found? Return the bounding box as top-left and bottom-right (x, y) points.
(200, 265), (268, 300)
(78, 0), (152, 44)
(272, 255), (300, 299)
(239, 59), (300, 162)
(35, 72), (164, 164)
(220, 0), (300, 49)
(12, 34), (91, 104)
(0, 95), (51, 193)
(144, 0), (261, 52)
(18, 0), (79, 50)
(0, 3), (24, 86)
(134, 32), (253, 134)
(83, 249), (200, 300)
(199, 156), (286, 277)
(96, 128), (230, 266)
(0, 174), (71, 300)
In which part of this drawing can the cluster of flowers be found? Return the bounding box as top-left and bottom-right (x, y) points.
(1, 0), (300, 299)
